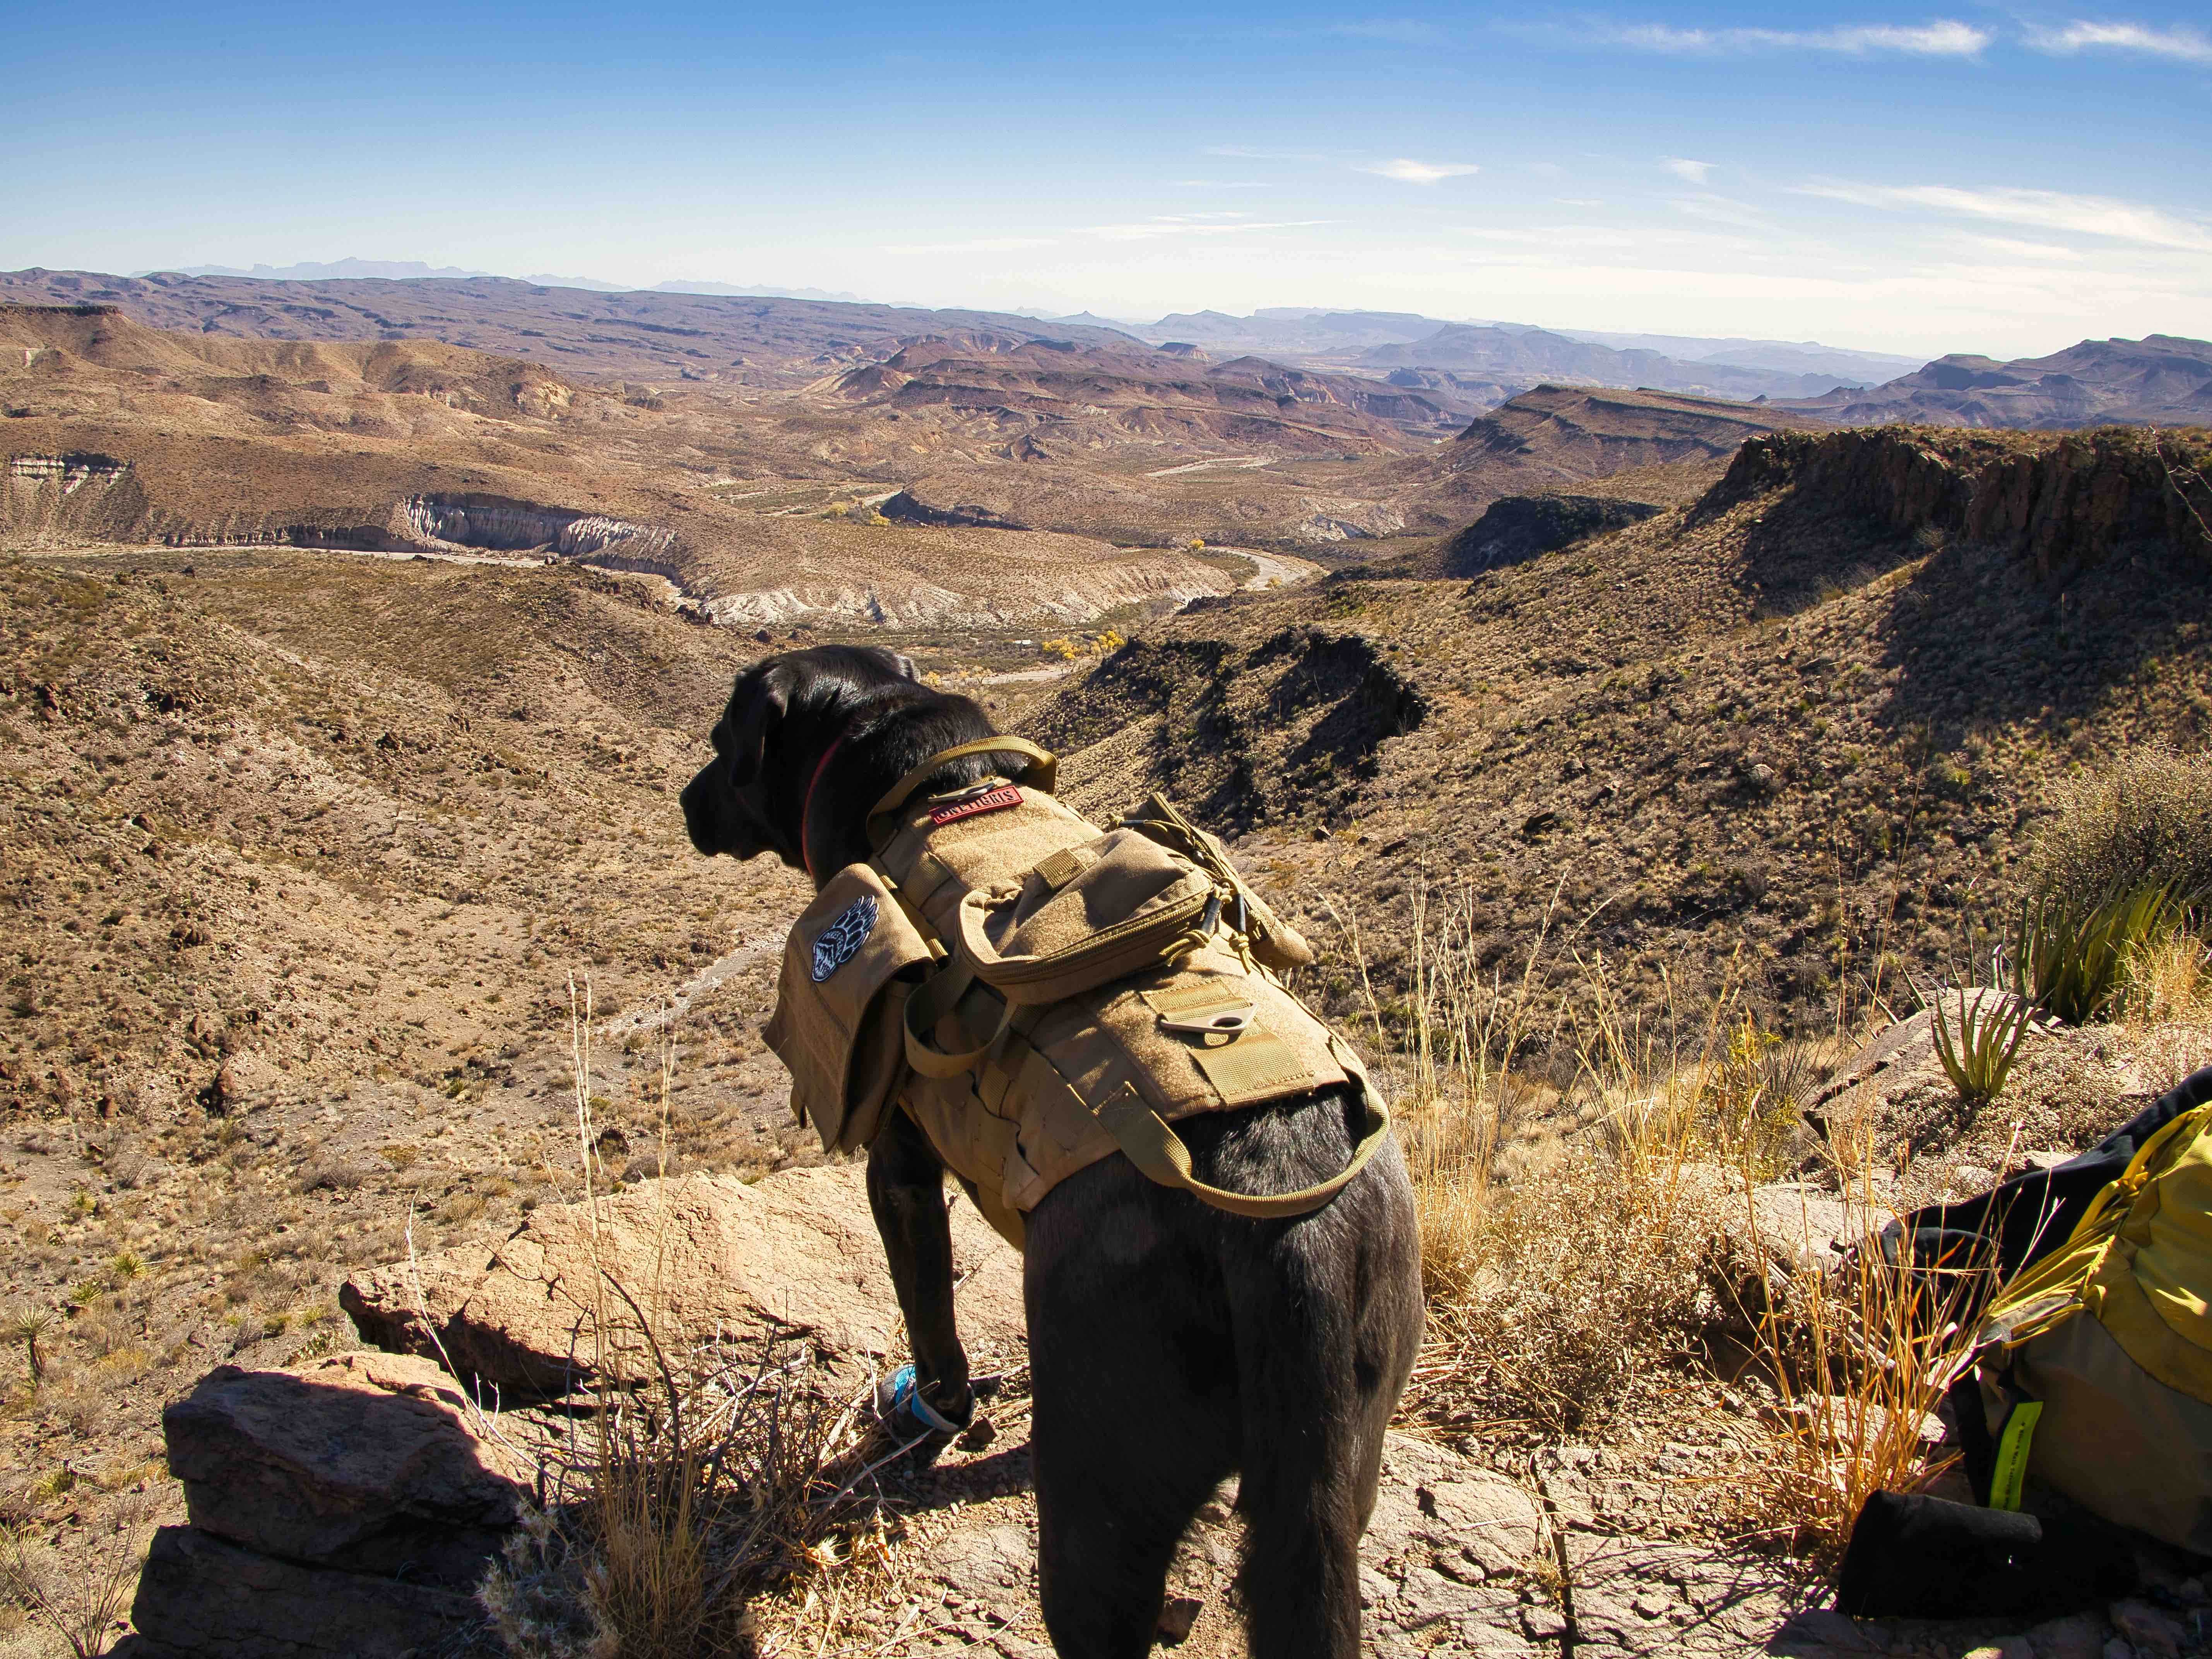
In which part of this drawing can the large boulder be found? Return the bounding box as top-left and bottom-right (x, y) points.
(340, 1164), (1028, 1397)
(162, 1351), (527, 1584)
(130, 1352), (527, 1657)
(132, 1528), (484, 1659)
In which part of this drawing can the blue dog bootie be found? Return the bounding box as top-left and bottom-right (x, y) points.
(876, 1364), (970, 1464)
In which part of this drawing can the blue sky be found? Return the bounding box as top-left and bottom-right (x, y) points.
(5, 2), (2209, 358)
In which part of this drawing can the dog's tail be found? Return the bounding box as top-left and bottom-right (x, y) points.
(1220, 1114), (1420, 1659)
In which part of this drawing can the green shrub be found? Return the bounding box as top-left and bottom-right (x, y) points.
(2032, 747), (2212, 911)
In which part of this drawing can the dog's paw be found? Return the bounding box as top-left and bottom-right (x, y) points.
(876, 1364), (972, 1467)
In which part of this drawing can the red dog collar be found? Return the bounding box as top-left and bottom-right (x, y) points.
(799, 735), (845, 883)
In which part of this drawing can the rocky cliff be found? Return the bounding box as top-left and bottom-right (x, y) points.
(1706, 424), (2212, 582)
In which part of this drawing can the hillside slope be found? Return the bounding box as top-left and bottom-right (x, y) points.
(0, 546), (854, 1536)
(1031, 424), (2212, 1028)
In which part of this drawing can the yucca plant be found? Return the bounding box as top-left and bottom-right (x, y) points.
(2008, 884), (2179, 1026)
(4, 1310), (52, 1384)
(1929, 988), (2034, 1104)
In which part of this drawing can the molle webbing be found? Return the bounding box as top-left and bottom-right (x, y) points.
(765, 750), (1387, 1248)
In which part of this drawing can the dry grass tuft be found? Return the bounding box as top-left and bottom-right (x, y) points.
(1745, 1207), (1983, 1560)
(1344, 880), (1972, 1560)
(477, 978), (915, 1659)
(1341, 885), (1768, 1438)
(0, 1490), (151, 1658)
(2123, 927), (2212, 1024)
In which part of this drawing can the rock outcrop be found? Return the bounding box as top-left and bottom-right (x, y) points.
(1706, 426), (2212, 580)
(878, 487), (1030, 531)
(1441, 493), (1662, 576)
(1032, 626), (1427, 832)
(130, 1351), (527, 1657)
(340, 1164), (1027, 1397)
(395, 493), (678, 564)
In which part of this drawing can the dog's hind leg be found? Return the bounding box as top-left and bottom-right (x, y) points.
(1026, 1177), (1237, 1659)
(1226, 1142), (1423, 1659)
(1032, 1425), (1222, 1659)
(866, 1108), (971, 1428)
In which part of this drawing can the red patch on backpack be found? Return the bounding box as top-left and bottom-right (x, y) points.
(929, 785), (1023, 827)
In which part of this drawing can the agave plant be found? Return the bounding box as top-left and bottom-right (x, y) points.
(2007, 884), (2179, 1026)
(1929, 987), (2035, 1105)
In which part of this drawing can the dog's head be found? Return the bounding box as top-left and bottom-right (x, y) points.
(681, 645), (918, 866)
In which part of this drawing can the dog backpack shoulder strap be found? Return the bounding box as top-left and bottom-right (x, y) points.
(763, 863), (935, 1155)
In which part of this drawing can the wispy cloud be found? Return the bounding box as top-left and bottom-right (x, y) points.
(1955, 234), (2087, 262)
(888, 235), (1059, 254)
(2024, 19), (2212, 62)
(1326, 19), (1446, 44)
(1663, 157), (1715, 183)
(1360, 158), (1482, 184)
(1463, 225), (1642, 249)
(1671, 193), (1768, 228)
(1202, 144), (1330, 161)
(1798, 180), (2212, 252)
(1600, 19), (1990, 55)
(1079, 216), (1332, 241)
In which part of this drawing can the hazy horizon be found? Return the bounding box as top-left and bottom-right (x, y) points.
(7, 0), (2209, 361)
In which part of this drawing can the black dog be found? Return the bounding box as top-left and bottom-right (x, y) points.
(681, 646), (1423, 1659)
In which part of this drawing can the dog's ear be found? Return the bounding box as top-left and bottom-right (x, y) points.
(890, 653), (920, 682)
(722, 661), (799, 788)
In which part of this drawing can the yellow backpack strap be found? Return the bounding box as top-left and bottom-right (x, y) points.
(1989, 1400), (2044, 1511)
(1092, 1079), (1392, 1220)
(866, 738), (1060, 846)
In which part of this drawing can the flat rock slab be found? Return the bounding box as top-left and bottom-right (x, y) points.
(163, 1349), (527, 1585)
(129, 1525), (484, 1659)
(866, 1429), (1551, 1657)
(341, 1164), (1026, 1396)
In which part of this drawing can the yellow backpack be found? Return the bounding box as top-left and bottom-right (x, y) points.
(1972, 1100), (2212, 1550)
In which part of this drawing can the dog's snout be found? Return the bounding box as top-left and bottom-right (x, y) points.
(679, 764), (724, 855)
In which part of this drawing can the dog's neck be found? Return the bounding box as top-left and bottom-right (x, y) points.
(795, 693), (1001, 884)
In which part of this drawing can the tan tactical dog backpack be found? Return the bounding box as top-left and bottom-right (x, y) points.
(763, 738), (1389, 1248)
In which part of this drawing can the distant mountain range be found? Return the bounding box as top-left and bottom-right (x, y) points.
(17, 264), (2211, 433)
(149, 258), (867, 304)
(1775, 335), (2212, 429)
(0, 268), (1133, 386)
(1049, 307), (1936, 403)
(1348, 323), (1852, 402)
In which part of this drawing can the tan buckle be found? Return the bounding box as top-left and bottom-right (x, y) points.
(1158, 1002), (1256, 1038)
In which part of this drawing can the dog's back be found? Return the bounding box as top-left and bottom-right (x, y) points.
(1023, 1087), (1422, 1659)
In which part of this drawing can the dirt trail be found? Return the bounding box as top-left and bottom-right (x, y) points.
(1144, 456), (1277, 478)
(1220, 545), (1322, 590)
(599, 934), (785, 1040)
